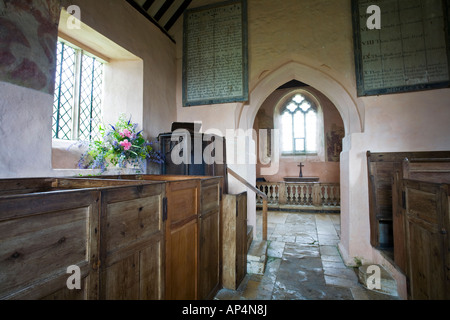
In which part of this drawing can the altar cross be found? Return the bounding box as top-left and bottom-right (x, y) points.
(298, 162), (304, 177)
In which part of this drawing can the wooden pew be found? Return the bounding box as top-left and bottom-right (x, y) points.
(0, 178), (165, 300)
(392, 157), (450, 299)
(367, 151), (450, 251)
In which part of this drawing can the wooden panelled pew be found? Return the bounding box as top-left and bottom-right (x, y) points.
(392, 157), (450, 300)
(0, 178), (165, 300)
(368, 151), (450, 299)
(0, 175), (224, 300)
(92, 174), (223, 300)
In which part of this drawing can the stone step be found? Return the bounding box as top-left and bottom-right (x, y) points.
(358, 264), (398, 297)
(247, 225), (253, 253)
(247, 240), (268, 275)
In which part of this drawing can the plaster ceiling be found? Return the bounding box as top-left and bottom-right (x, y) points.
(125, 0), (193, 40)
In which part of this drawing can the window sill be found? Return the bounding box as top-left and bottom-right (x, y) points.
(52, 139), (86, 170)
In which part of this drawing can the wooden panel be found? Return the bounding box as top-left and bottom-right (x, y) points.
(404, 180), (450, 300)
(103, 253), (140, 300)
(139, 241), (164, 300)
(99, 182), (165, 300)
(170, 186), (198, 224)
(392, 165), (407, 273)
(165, 179), (199, 300)
(198, 210), (220, 299)
(202, 183), (220, 214)
(403, 159), (450, 184)
(0, 190), (100, 300)
(166, 220), (198, 300)
(105, 195), (162, 254)
(198, 177), (222, 300)
(222, 192), (247, 290)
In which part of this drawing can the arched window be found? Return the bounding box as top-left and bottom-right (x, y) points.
(280, 93), (318, 154)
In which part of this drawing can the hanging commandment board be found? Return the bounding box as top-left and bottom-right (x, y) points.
(182, 0), (248, 107)
(352, 0), (450, 96)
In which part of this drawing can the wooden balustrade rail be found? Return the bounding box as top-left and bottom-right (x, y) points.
(256, 181), (340, 208)
(228, 168), (268, 241)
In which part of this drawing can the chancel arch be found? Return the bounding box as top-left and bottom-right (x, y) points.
(232, 61), (365, 265)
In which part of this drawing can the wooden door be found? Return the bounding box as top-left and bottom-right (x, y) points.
(404, 180), (450, 300)
(198, 178), (222, 300)
(99, 183), (165, 300)
(165, 180), (200, 300)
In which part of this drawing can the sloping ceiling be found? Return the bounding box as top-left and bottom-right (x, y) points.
(126, 0), (193, 42)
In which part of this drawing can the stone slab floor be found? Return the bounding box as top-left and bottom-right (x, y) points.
(215, 211), (398, 300)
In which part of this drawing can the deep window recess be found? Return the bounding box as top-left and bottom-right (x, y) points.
(280, 94), (317, 154)
(52, 39), (104, 141)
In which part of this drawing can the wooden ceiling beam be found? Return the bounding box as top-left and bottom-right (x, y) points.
(142, 0), (155, 11)
(164, 0), (192, 31)
(125, 0), (176, 43)
(154, 0), (175, 21)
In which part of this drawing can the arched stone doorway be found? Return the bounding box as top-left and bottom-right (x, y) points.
(232, 61), (365, 266)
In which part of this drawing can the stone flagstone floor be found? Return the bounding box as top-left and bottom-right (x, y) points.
(214, 211), (399, 300)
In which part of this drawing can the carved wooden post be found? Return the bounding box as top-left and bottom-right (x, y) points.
(313, 183), (322, 207)
(278, 182), (287, 205)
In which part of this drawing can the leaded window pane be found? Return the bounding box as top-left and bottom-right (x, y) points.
(306, 111), (317, 152)
(281, 111), (293, 152)
(78, 55), (103, 141)
(53, 41), (76, 140)
(293, 111), (305, 139)
(52, 39), (104, 141)
(280, 94), (318, 154)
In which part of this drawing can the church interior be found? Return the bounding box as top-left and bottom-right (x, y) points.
(0, 0), (449, 301)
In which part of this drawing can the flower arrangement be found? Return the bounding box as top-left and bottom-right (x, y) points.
(77, 114), (163, 173)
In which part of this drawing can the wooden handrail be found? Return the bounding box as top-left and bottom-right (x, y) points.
(227, 168), (268, 241)
(227, 168), (268, 200)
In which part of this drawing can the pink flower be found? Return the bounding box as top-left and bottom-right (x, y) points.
(120, 129), (132, 138)
(120, 139), (132, 151)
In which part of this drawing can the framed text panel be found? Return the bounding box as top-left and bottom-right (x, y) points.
(352, 0), (450, 96)
(182, 0), (248, 107)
